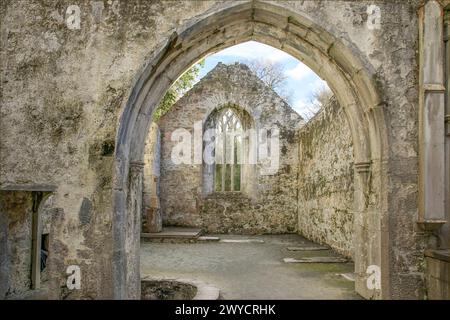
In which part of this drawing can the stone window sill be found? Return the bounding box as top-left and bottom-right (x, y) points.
(417, 220), (447, 231)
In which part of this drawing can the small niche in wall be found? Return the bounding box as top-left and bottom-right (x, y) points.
(31, 192), (54, 290)
(0, 186), (55, 298)
(40, 233), (49, 272)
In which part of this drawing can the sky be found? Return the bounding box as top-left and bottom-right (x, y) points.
(195, 41), (330, 119)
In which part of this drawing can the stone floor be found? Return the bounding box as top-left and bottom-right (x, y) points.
(140, 234), (361, 299)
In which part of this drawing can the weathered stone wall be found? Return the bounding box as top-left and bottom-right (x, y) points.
(158, 63), (303, 234)
(0, 0), (436, 299)
(425, 250), (450, 299)
(1, 0), (224, 299)
(0, 192), (33, 299)
(297, 98), (354, 258)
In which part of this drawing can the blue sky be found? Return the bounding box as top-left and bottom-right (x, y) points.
(195, 41), (329, 119)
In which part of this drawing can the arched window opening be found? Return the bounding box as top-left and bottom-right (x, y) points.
(214, 108), (243, 192)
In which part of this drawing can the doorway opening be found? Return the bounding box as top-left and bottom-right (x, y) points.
(139, 41), (358, 299)
(114, 2), (388, 300)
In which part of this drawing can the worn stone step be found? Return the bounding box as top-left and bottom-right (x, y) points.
(283, 257), (348, 263)
(286, 246), (329, 251)
(141, 227), (203, 242)
(144, 227), (202, 238)
(197, 236), (220, 242)
(220, 239), (265, 244)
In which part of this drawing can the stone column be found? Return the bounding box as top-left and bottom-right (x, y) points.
(126, 161), (144, 299)
(417, 1), (447, 232)
(444, 8), (450, 248)
(144, 176), (162, 233)
(142, 123), (162, 233)
(353, 161), (384, 299)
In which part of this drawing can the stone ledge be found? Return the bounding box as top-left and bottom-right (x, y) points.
(425, 249), (450, 262)
(417, 220), (447, 232)
(204, 192), (252, 200)
(0, 184), (57, 192)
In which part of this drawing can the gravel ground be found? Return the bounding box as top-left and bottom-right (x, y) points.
(140, 234), (361, 300)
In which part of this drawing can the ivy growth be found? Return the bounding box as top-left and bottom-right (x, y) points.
(152, 59), (205, 121)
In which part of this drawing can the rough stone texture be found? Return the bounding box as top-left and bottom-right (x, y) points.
(142, 122), (162, 233)
(425, 250), (450, 299)
(0, 0), (447, 299)
(157, 62), (302, 234)
(140, 279), (197, 300)
(40, 195), (54, 235)
(297, 97), (354, 258)
(0, 208), (8, 298)
(124, 163), (143, 299)
(0, 192), (33, 299)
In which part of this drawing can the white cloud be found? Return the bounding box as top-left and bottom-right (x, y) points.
(292, 99), (308, 114)
(309, 78), (329, 91)
(284, 62), (315, 81)
(213, 41), (292, 62)
(292, 98), (321, 121)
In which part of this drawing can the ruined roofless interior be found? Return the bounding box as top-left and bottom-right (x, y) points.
(1, 0), (450, 305)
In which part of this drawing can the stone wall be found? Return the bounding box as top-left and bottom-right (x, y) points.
(425, 250), (450, 299)
(297, 98), (354, 258)
(157, 63), (303, 234)
(0, 0), (436, 299)
(0, 192), (33, 299)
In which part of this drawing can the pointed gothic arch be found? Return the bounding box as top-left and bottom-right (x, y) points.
(113, 1), (389, 299)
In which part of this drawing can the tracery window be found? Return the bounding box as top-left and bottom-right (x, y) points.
(214, 108), (242, 191)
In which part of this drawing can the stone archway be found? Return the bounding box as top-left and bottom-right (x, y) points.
(113, 1), (389, 299)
